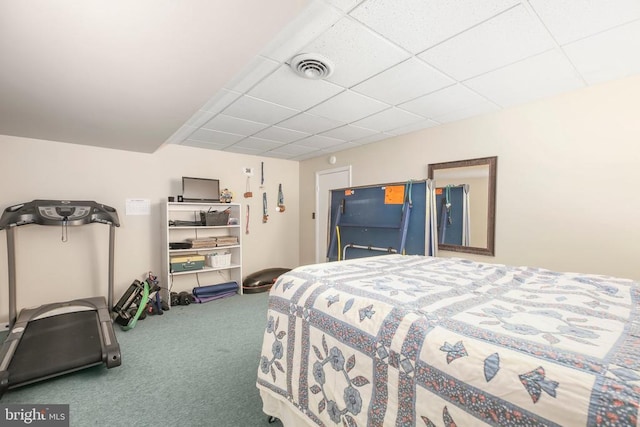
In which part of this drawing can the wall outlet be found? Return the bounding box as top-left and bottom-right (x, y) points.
(243, 167), (254, 176)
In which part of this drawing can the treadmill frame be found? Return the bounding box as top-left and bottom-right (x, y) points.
(0, 200), (122, 396)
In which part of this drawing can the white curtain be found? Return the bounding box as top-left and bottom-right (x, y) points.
(462, 184), (471, 246)
(426, 179), (438, 256)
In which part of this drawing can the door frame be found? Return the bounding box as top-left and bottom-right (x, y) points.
(315, 165), (352, 264)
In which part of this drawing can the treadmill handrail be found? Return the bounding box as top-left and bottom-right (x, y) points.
(1, 200), (120, 327)
(0, 200), (120, 229)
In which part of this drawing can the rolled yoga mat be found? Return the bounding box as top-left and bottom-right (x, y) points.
(192, 281), (238, 297)
(193, 291), (237, 303)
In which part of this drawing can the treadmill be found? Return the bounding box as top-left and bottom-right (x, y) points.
(0, 200), (121, 397)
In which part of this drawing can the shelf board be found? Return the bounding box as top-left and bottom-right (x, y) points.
(170, 264), (241, 276)
(168, 202), (239, 206)
(169, 245), (240, 253)
(169, 225), (241, 229)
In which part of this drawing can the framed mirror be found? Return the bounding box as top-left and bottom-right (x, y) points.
(428, 156), (497, 256)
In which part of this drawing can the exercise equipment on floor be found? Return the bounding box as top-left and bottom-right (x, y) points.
(192, 281), (238, 302)
(242, 268), (291, 293)
(170, 291), (194, 306)
(112, 273), (168, 330)
(327, 180), (429, 261)
(0, 200), (121, 397)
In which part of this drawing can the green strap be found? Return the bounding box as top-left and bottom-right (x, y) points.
(123, 280), (150, 331)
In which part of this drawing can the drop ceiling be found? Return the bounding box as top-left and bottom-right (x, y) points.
(2, 1), (640, 160)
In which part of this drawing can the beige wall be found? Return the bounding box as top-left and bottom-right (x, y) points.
(300, 74), (640, 281)
(1, 73), (638, 325)
(0, 137), (299, 323)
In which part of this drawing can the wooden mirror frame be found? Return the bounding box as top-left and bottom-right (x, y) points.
(428, 156), (497, 256)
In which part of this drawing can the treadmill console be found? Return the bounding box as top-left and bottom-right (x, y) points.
(0, 200), (120, 229)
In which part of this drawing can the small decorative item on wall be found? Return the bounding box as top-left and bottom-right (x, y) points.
(262, 192), (268, 223)
(277, 183), (285, 212)
(243, 167), (253, 198)
(220, 188), (234, 203)
(244, 176), (253, 198)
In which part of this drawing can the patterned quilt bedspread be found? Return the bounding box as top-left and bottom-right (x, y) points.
(256, 255), (640, 426)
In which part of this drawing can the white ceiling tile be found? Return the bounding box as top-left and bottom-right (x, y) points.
(419, 5), (555, 81)
(434, 101), (500, 123)
(351, 58), (455, 105)
(398, 84), (492, 119)
(325, 0), (366, 13)
(530, 0), (640, 45)
(260, 2), (343, 62)
(166, 125), (199, 144)
(320, 124), (377, 141)
(252, 126), (310, 143)
(351, 132), (394, 145)
(182, 140), (233, 150)
(277, 112), (344, 134)
(292, 150), (331, 161)
(302, 17), (411, 87)
(321, 142), (359, 153)
(231, 137), (285, 150)
(248, 65), (345, 110)
(222, 145), (263, 156)
(223, 56), (280, 94)
(295, 134), (345, 149)
(386, 119), (440, 136)
(201, 114), (268, 135)
(185, 110), (215, 127)
(351, 107), (426, 132)
(222, 95), (299, 124)
(269, 143), (320, 156)
(262, 151), (297, 159)
(201, 89), (242, 114)
(307, 90), (390, 123)
(563, 20), (640, 85)
(466, 49), (586, 107)
(12, 0), (640, 162)
(351, 0), (520, 53)
(187, 128), (244, 145)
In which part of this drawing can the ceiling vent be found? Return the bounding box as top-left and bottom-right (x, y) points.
(289, 53), (334, 80)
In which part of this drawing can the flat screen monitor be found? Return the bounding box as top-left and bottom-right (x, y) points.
(182, 177), (220, 202)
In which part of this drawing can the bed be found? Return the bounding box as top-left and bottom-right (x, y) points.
(256, 255), (640, 426)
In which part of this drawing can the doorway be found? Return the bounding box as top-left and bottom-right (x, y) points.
(315, 166), (351, 264)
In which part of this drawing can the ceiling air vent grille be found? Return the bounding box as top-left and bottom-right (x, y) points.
(289, 53), (334, 80)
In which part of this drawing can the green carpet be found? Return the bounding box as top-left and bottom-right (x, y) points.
(0, 293), (282, 427)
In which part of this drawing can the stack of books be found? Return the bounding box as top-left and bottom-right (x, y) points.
(214, 236), (238, 246)
(187, 237), (218, 249)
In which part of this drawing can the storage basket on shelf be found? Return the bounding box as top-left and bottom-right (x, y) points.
(200, 209), (230, 226)
(205, 252), (232, 268)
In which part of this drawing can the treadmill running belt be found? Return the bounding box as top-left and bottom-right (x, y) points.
(8, 311), (103, 387)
